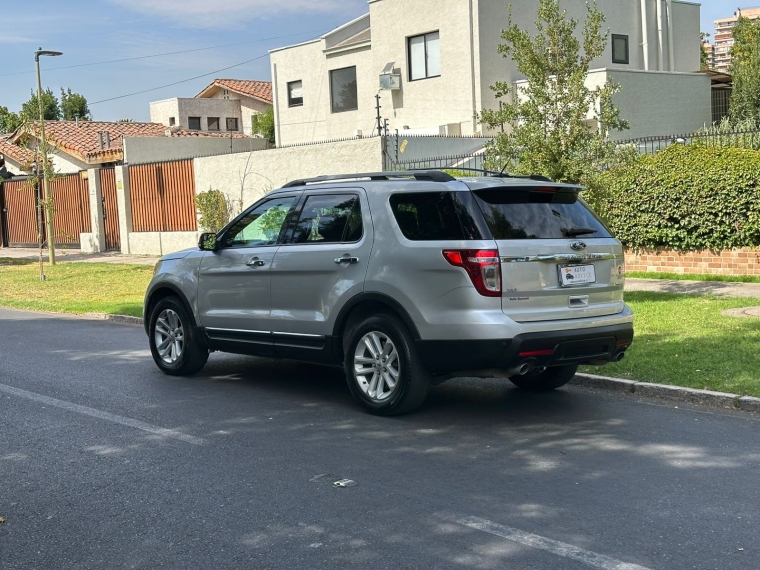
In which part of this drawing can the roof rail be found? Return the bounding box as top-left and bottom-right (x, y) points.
(281, 170), (455, 188)
(407, 166), (556, 183)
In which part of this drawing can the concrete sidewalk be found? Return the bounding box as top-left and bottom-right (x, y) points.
(0, 247), (158, 266)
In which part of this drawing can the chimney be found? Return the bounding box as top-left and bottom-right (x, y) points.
(75, 115), (80, 127)
(98, 132), (104, 149)
(104, 131), (111, 148)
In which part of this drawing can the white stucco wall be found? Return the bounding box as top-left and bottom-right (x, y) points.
(193, 137), (383, 212)
(128, 231), (199, 256)
(209, 92), (271, 136)
(271, 0), (703, 144)
(50, 151), (89, 174)
(150, 97), (243, 133)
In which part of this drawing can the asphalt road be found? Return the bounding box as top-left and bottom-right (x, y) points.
(1, 308), (758, 570)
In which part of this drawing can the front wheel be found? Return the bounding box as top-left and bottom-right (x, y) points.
(344, 314), (430, 416)
(509, 364), (578, 392)
(149, 296), (208, 376)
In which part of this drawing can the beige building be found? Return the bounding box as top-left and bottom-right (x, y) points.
(269, 0), (709, 145)
(713, 7), (760, 73)
(150, 79), (272, 137)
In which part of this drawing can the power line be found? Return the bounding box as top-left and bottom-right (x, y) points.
(88, 53), (271, 105)
(0, 30), (328, 78)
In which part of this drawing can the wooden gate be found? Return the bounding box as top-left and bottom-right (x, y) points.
(129, 160), (197, 232)
(49, 173), (91, 247)
(1, 178), (39, 247)
(99, 168), (120, 250)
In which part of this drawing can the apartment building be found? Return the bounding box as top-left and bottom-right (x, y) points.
(714, 7), (760, 73)
(270, 0), (710, 145)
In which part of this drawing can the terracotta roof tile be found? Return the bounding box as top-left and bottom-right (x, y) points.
(17, 121), (247, 163)
(0, 134), (36, 166)
(197, 79), (272, 102)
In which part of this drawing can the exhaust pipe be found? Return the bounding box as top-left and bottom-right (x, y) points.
(506, 361), (534, 376)
(615, 352), (626, 362)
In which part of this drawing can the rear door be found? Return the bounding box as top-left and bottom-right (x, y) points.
(472, 186), (626, 323)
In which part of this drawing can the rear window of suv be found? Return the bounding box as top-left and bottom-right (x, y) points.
(389, 192), (485, 241)
(472, 188), (612, 240)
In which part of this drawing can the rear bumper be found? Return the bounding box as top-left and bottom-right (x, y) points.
(416, 322), (634, 376)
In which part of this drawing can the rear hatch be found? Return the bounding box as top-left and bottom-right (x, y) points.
(471, 185), (625, 323)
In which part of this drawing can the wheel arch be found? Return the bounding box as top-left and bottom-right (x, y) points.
(331, 292), (421, 363)
(144, 284), (197, 335)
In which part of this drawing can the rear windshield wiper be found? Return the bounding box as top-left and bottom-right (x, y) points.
(563, 227), (598, 237)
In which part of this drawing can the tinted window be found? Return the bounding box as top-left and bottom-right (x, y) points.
(222, 196), (296, 248)
(389, 192), (484, 241)
(330, 67), (358, 113)
(289, 194), (360, 244)
(472, 188), (612, 240)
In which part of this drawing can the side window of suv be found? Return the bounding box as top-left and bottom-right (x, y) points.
(221, 196), (296, 248)
(287, 194), (362, 244)
(389, 192), (485, 240)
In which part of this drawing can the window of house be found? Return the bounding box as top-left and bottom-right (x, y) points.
(612, 34), (629, 64)
(208, 117), (220, 131)
(226, 117), (239, 131)
(408, 31), (441, 81)
(188, 116), (201, 130)
(329, 67), (358, 113)
(168, 117), (176, 126)
(288, 80), (303, 107)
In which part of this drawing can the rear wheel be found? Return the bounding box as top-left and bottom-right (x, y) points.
(149, 296), (208, 376)
(344, 314), (430, 415)
(509, 364), (578, 392)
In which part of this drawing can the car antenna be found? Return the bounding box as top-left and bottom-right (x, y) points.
(500, 162), (510, 176)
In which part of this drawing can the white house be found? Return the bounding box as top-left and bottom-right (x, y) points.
(269, 0), (711, 145)
(150, 79), (272, 137)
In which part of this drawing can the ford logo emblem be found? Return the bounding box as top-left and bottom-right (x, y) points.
(570, 241), (587, 251)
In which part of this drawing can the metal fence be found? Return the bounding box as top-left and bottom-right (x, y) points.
(619, 129), (760, 155)
(387, 151), (488, 173)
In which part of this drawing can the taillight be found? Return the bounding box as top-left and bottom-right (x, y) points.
(443, 249), (501, 297)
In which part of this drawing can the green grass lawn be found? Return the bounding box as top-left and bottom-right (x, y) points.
(0, 259), (153, 317)
(581, 291), (760, 397)
(627, 271), (760, 283)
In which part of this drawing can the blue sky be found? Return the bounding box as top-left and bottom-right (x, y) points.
(0, 0), (737, 123)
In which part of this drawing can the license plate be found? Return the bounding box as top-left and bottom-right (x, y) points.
(559, 264), (596, 287)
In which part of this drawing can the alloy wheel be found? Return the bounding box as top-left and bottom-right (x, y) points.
(154, 309), (184, 364)
(353, 331), (401, 402)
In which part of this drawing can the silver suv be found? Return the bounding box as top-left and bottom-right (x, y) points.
(144, 171), (633, 415)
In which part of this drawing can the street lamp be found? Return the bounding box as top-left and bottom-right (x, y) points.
(35, 47), (62, 266)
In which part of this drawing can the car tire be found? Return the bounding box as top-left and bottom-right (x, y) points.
(509, 364), (578, 392)
(149, 296), (208, 376)
(344, 313), (430, 416)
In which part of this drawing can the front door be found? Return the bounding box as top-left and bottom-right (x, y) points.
(197, 194), (299, 350)
(269, 189), (373, 357)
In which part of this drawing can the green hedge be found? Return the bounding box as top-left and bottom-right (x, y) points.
(591, 145), (760, 252)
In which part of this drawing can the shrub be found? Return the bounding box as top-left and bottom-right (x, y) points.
(591, 145), (760, 252)
(195, 189), (231, 233)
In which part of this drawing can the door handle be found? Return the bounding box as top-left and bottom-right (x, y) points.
(334, 255), (359, 264)
(246, 257), (266, 267)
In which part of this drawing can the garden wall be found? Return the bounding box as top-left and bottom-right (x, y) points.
(625, 248), (760, 276)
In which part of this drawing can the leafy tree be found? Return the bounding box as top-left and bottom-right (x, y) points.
(60, 88), (91, 121)
(252, 108), (275, 146)
(195, 189), (231, 232)
(729, 17), (760, 122)
(700, 32), (711, 70)
(20, 88), (60, 121)
(0, 106), (21, 133)
(479, 0), (629, 186)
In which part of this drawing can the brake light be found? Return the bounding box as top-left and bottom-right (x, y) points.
(443, 249), (501, 297)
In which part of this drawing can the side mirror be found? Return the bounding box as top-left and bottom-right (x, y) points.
(198, 232), (218, 251)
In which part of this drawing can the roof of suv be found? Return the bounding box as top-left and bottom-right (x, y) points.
(274, 171), (583, 194)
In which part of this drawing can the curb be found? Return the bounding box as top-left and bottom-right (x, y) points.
(86, 313), (144, 326)
(571, 373), (760, 413)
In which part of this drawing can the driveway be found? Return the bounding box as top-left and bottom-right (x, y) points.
(1, 308), (758, 569)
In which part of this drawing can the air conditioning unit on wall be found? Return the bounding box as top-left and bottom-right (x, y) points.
(379, 62), (401, 91)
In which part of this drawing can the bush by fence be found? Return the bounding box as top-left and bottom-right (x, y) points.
(591, 145), (760, 252)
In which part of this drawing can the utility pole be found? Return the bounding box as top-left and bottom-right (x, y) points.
(35, 48), (63, 266)
(375, 94), (383, 137)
